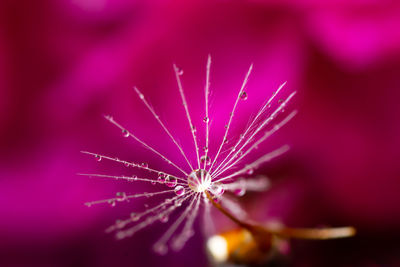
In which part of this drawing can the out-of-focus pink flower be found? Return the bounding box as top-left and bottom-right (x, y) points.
(1, 0), (400, 266)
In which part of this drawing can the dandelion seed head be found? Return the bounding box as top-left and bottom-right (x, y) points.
(82, 56), (298, 255)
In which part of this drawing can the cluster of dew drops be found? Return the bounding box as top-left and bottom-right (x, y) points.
(88, 87), (258, 210)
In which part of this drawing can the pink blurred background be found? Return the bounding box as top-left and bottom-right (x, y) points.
(1, 1), (400, 266)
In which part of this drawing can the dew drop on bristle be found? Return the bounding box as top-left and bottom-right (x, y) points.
(174, 199), (183, 207)
(130, 212), (140, 221)
(191, 125), (197, 133)
(165, 176), (177, 187)
(203, 146), (208, 152)
(153, 243), (168, 255)
(176, 67), (184, 75)
(246, 168), (254, 175)
(157, 176), (166, 184)
(159, 214), (169, 223)
(200, 155), (211, 166)
(240, 91), (248, 100)
(108, 199), (116, 207)
(151, 180), (156, 185)
(116, 192), (127, 202)
(141, 162), (148, 169)
(95, 155), (102, 162)
(203, 116), (209, 123)
(116, 219), (125, 229)
(234, 188), (246, 197)
(210, 183), (224, 196)
(116, 231), (125, 240)
(122, 129), (129, 137)
(174, 186), (185, 196)
(211, 196), (221, 204)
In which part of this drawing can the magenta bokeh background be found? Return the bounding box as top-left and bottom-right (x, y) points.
(1, 1), (400, 266)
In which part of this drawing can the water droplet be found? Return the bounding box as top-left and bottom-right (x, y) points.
(122, 129), (129, 137)
(130, 212), (140, 221)
(153, 243), (168, 255)
(95, 155), (102, 162)
(115, 220), (125, 229)
(141, 162), (148, 169)
(267, 104), (271, 108)
(165, 176), (177, 187)
(200, 155), (211, 166)
(234, 188), (246, 197)
(116, 192), (127, 202)
(203, 146), (208, 152)
(157, 175), (166, 184)
(203, 116), (209, 123)
(116, 231), (125, 240)
(223, 138), (229, 144)
(191, 125), (197, 133)
(151, 180), (156, 185)
(213, 196), (221, 203)
(174, 186), (185, 196)
(85, 202), (92, 208)
(240, 91), (248, 100)
(159, 214), (169, 223)
(210, 183), (224, 196)
(176, 67), (184, 75)
(132, 175), (138, 181)
(174, 199), (182, 207)
(240, 134), (244, 139)
(246, 168), (254, 175)
(108, 199), (116, 207)
(139, 93), (144, 100)
(224, 124), (228, 129)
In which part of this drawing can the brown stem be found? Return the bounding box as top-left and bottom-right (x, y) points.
(204, 190), (253, 230)
(205, 190), (356, 240)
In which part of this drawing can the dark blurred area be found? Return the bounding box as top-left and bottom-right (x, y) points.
(1, 0), (400, 266)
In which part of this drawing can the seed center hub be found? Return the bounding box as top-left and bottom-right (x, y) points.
(187, 169), (212, 192)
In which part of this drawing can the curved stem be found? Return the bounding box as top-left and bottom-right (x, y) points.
(204, 191), (252, 230)
(205, 190), (356, 240)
